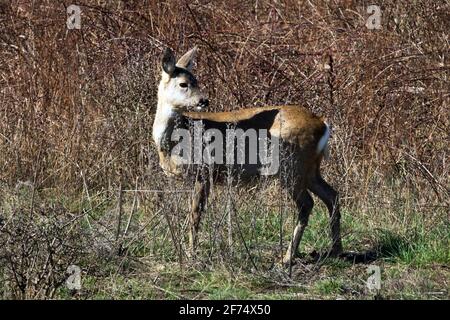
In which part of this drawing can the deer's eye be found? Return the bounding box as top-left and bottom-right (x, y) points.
(179, 83), (188, 88)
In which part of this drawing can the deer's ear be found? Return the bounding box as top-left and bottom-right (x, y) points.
(176, 46), (197, 71)
(162, 48), (176, 76)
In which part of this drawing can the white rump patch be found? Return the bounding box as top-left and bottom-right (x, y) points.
(316, 122), (330, 155)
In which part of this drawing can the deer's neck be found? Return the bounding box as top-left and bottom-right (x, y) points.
(153, 100), (177, 151)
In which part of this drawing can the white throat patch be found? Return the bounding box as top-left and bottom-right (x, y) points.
(153, 103), (175, 147)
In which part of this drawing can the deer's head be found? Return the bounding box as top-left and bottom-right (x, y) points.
(158, 47), (209, 112)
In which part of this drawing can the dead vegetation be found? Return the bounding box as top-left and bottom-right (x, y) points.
(0, 0), (448, 299)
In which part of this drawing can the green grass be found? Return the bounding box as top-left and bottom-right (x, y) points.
(1, 187), (448, 300)
(314, 278), (345, 295)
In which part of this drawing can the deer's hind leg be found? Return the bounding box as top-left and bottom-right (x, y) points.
(308, 173), (343, 256)
(283, 187), (314, 265)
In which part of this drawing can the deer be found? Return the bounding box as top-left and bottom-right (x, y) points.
(152, 47), (343, 265)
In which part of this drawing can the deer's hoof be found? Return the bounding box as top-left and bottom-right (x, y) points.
(328, 246), (344, 258)
(281, 252), (301, 268)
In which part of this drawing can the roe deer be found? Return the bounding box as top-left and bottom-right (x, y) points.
(152, 47), (343, 265)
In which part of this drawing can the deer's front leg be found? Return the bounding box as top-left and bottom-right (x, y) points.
(189, 179), (210, 257)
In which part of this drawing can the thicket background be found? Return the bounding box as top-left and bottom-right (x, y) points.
(0, 0), (448, 299)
